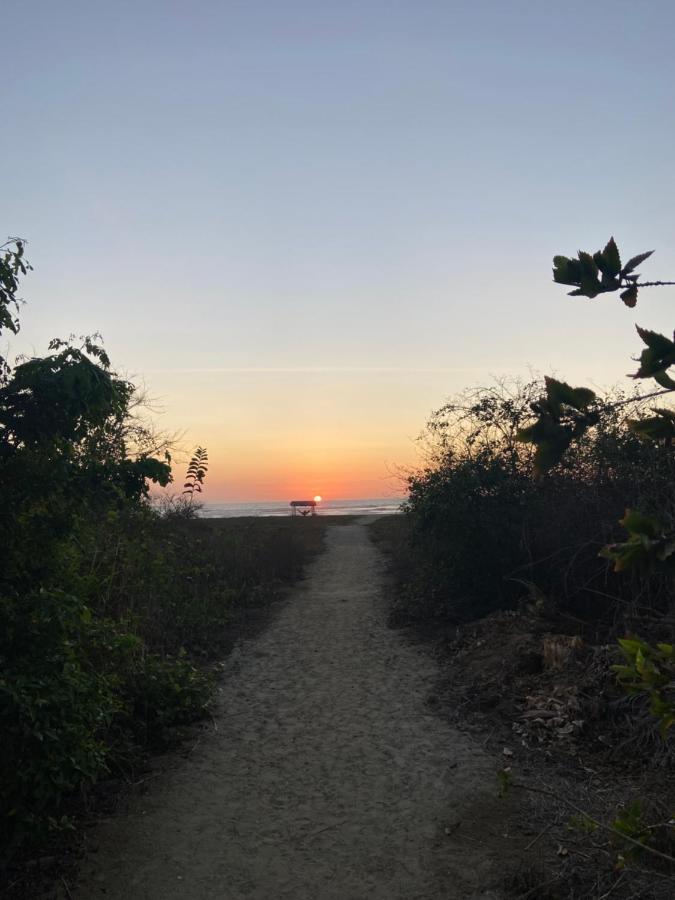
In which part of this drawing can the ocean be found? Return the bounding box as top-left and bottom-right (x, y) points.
(199, 497), (403, 518)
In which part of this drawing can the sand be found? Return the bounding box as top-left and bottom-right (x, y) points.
(73, 519), (518, 899)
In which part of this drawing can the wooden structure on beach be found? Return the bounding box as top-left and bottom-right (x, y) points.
(290, 500), (317, 517)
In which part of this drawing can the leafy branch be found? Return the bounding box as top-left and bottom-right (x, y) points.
(516, 377), (598, 476)
(600, 510), (675, 573)
(0, 238), (31, 383)
(520, 236), (675, 732)
(552, 237), (674, 307)
(183, 446), (208, 501)
(613, 637), (675, 734)
(520, 241), (675, 476)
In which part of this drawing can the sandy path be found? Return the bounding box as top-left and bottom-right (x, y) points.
(74, 520), (517, 899)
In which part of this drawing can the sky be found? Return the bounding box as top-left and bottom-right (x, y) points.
(4, 1), (675, 500)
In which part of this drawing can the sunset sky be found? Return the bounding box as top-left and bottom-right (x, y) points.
(5, 1), (675, 500)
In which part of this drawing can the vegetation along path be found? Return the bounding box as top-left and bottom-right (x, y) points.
(75, 519), (518, 899)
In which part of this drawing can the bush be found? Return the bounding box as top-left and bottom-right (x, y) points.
(0, 590), (114, 850)
(400, 379), (675, 629)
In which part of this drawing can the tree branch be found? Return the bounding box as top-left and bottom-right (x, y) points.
(608, 388), (675, 409)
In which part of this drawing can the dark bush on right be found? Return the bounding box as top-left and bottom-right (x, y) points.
(401, 379), (675, 630)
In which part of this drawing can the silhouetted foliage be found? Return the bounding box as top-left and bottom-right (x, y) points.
(183, 446), (209, 499)
(400, 380), (674, 627)
(0, 238), (31, 383)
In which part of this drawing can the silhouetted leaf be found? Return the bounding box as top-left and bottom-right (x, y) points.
(578, 251), (601, 298)
(553, 256), (582, 286)
(622, 250), (654, 276)
(628, 409), (675, 443)
(653, 369), (675, 389)
(517, 417), (575, 476)
(545, 377), (596, 413)
(620, 285), (638, 307)
(531, 434), (573, 475)
(631, 326), (675, 379)
(601, 237), (622, 277)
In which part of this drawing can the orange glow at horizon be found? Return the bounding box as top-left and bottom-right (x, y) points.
(147, 367), (437, 503)
(198, 442), (409, 501)
(163, 446), (409, 503)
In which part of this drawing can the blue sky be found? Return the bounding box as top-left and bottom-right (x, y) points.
(4, 1), (675, 497)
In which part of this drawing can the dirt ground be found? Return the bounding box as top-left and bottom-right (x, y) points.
(408, 606), (675, 898)
(72, 519), (523, 899)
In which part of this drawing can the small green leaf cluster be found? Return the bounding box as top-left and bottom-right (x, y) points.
(628, 406), (675, 443)
(0, 590), (114, 846)
(516, 377), (598, 476)
(613, 638), (675, 733)
(600, 510), (675, 573)
(553, 237), (652, 306)
(610, 800), (658, 870)
(630, 326), (675, 387)
(521, 242), (675, 475)
(611, 800), (650, 845)
(0, 587), (213, 849)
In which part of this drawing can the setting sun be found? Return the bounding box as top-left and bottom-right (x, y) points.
(313, 495), (322, 503)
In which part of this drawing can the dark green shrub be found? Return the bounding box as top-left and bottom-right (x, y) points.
(80, 616), (214, 747)
(0, 587), (217, 852)
(0, 590), (114, 850)
(402, 380), (675, 627)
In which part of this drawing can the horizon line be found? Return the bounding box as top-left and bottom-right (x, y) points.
(144, 365), (500, 374)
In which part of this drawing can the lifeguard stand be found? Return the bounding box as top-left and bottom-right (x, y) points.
(290, 500), (317, 517)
